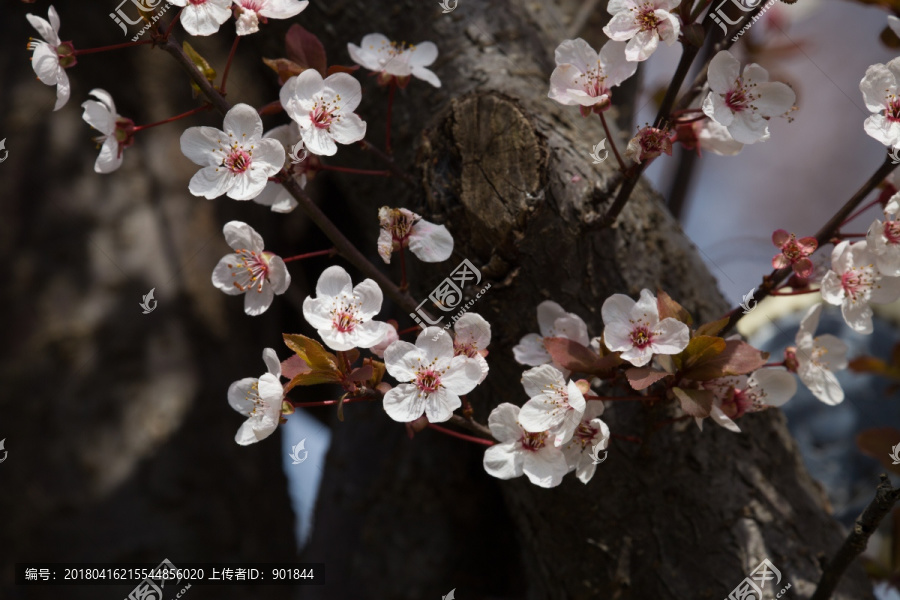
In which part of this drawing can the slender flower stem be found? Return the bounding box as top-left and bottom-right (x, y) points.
(291, 396), (374, 408)
(835, 233), (867, 239)
(73, 40), (153, 56)
(840, 198), (883, 227)
(163, 8), (183, 38)
(385, 81), (397, 155)
(427, 423), (495, 446)
(315, 164), (392, 177)
(220, 35), (241, 95)
(358, 141), (417, 187)
(769, 287), (820, 296)
(724, 157), (898, 333)
(399, 246), (408, 292)
(132, 104), (212, 132)
(282, 248), (337, 263)
(598, 112), (626, 173)
(397, 325), (422, 336)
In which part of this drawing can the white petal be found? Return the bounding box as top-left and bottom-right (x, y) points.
(228, 377), (259, 415)
(483, 442), (524, 480)
(512, 334), (551, 366)
(180, 126), (228, 167)
(353, 278), (385, 320)
(383, 384), (426, 422)
(423, 387), (460, 423)
(262, 347), (281, 378)
(409, 221), (454, 262)
(223, 220), (265, 252)
(522, 449), (567, 488)
(329, 111), (367, 145)
(243, 285), (275, 316)
(440, 356), (483, 395)
(487, 403), (523, 443)
(315, 265), (352, 297)
(650, 318), (690, 355)
(708, 51), (741, 94)
(383, 341), (423, 382)
(519, 395), (564, 433)
(454, 313), (491, 349)
(212, 255), (245, 295)
(415, 326), (455, 361)
(536, 300), (569, 336)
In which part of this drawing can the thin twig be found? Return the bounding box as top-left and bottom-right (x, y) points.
(447, 414), (494, 440)
(810, 475), (900, 600)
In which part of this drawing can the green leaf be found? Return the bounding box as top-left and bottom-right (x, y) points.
(672, 387), (714, 419)
(183, 41), (216, 96)
(680, 336), (726, 371)
(694, 317), (729, 338)
(282, 334), (342, 392)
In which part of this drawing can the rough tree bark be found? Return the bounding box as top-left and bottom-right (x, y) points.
(301, 1), (873, 599)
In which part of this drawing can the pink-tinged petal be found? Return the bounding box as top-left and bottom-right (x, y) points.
(864, 115), (900, 147)
(772, 254), (791, 269)
(793, 258), (814, 278)
(325, 72), (363, 112)
(566, 380), (586, 414)
(180, 126), (228, 167)
(353, 278), (384, 320)
(603, 11), (641, 41)
(258, 0), (309, 19)
(519, 395), (562, 433)
(416, 326), (455, 361)
(772, 228), (791, 246)
(488, 404), (524, 443)
(302, 125), (338, 156)
(797, 236), (818, 253)
(598, 40), (638, 87)
(601, 294), (635, 327)
(180, 0), (232, 36)
(383, 384), (427, 422)
(212, 254), (246, 295)
(871, 275), (900, 304)
(31, 43), (60, 85)
(243, 284), (275, 316)
(550, 410), (581, 447)
(584, 400), (605, 420)
(632, 289), (660, 323)
(228, 377), (259, 414)
(384, 341), (423, 382)
(369, 326), (399, 358)
(424, 387), (460, 423)
(796, 303), (823, 346)
(820, 271), (844, 305)
(377, 228), (393, 264)
(607, 0), (637, 13)
(553, 315), (590, 346)
(266, 256), (291, 295)
(223, 220), (264, 252)
(353, 320), (393, 349)
(749, 368), (797, 407)
(189, 166), (234, 199)
(522, 449), (567, 488)
(709, 404), (741, 433)
(624, 30), (658, 62)
(329, 112), (367, 145)
(656, 10), (680, 44)
(409, 220), (453, 262)
(860, 63), (897, 113)
(619, 345), (654, 367)
(513, 334), (551, 366)
(840, 300), (873, 334)
(708, 51), (741, 94)
(603, 322), (636, 353)
(227, 168), (269, 200)
(549, 64), (589, 107)
(754, 82), (796, 118)
(554, 38), (598, 72)
(537, 300), (570, 336)
(94, 136), (123, 174)
(522, 364), (566, 399)
(483, 442), (524, 480)
(798, 362), (844, 405)
(454, 313), (491, 349)
(314, 265), (352, 297)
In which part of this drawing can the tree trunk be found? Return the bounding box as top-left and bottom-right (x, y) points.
(301, 1), (873, 599)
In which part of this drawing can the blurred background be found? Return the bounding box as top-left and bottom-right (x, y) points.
(1, 0), (899, 598)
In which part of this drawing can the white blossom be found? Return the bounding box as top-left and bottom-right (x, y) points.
(860, 57), (900, 148)
(561, 401), (609, 484)
(548, 39), (637, 114)
(483, 403), (568, 488)
(518, 365), (586, 447)
(820, 241), (900, 334)
(81, 89), (131, 174)
(167, 0), (233, 36)
(377, 207), (453, 264)
(228, 347), (284, 445)
(180, 104), (285, 200)
(233, 0), (309, 36)
(302, 265), (392, 352)
(513, 301), (590, 372)
(451, 313), (491, 384)
(700, 368), (797, 433)
(26, 5), (72, 111)
(702, 50), (796, 144)
(866, 194), (900, 277)
(788, 304), (848, 405)
(602, 0), (681, 62)
(212, 221), (291, 316)
(601, 289), (690, 367)
(348, 33), (441, 87)
(382, 327), (482, 423)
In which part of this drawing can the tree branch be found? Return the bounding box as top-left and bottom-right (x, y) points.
(810, 475), (900, 600)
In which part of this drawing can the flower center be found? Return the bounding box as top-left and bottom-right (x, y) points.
(840, 265), (876, 302)
(228, 250), (271, 292)
(333, 311), (357, 333)
(884, 220), (900, 244)
(630, 325), (653, 349)
(636, 5), (660, 32)
(576, 63), (609, 100)
(415, 369), (441, 393)
(329, 297), (362, 333)
(721, 387), (754, 419)
(574, 421), (598, 448)
(886, 97), (900, 122)
(725, 86), (749, 112)
(453, 341), (479, 358)
(239, 0), (264, 9)
(521, 430), (547, 451)
(225, 148), (252, 174)
(189, 0), (208, 5)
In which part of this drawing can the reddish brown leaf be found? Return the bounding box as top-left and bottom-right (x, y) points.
(285, 24), (327, 76)
(681, 340), (768, 381)
(281, 355), (310, 381)
(326, 64), (361, 76)
(672, 387), (714, 418)
(348, 364), (374, 382)
(679, 336), (726, 371)
(262, 57), (305, 85)
(544, 337), (622, 376)
(625, 367), (670, 391)
(657, 289), (693, 325)
(694, 317), (729, 338)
